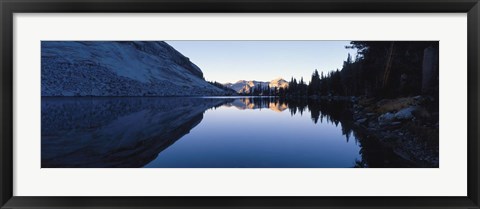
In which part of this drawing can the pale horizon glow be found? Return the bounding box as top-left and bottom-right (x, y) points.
(166, 41), (357, 84)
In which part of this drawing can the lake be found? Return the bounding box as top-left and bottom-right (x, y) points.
(41, 97), (410, 168)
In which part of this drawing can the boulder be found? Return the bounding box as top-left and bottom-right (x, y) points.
(378, 112), (395, 122)
(395, 106), (418, 120)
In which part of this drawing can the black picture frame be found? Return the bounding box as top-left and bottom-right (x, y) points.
(1, 0), (479, 208)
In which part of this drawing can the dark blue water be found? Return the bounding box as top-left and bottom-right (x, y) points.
(41, 97), (407, 168)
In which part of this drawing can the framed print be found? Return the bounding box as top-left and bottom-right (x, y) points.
(1, 0), (479, 208)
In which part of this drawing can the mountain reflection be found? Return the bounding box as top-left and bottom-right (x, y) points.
(42, 97), (232, 168)
(224, 97), (352, 126)
(42, 97), (412, 168)
(223, 97), (413, 167)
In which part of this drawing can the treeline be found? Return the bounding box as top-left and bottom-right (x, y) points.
(286, 41), (439, 99)
(211, 41), (438, 99)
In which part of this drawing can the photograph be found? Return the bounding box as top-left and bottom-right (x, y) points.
(41, 40), (439, 168)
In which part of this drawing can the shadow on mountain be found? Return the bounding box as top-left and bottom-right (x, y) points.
(41, 97), (231, 168)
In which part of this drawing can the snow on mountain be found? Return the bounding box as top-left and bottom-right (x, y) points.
(223, 78), (289, 93)
(41, 41), (227, 96)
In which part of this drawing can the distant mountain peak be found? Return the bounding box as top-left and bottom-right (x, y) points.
(269, 77), (289, 89)
(223, 78), (289, 93)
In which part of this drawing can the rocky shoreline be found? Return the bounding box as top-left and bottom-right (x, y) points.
(350, 96), (439, 167)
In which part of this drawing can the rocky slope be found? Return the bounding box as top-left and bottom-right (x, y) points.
(41, 41), (227, 96)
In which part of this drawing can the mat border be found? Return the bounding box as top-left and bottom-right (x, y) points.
(1, 0), (479, 208)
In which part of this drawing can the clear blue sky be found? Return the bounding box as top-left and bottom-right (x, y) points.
(166, 41), (357, 84)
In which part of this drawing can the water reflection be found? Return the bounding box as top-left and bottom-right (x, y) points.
(42, 97), (411, 168)
(41, 97), (231, 168)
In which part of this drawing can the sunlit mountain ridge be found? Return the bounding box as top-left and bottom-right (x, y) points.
(223, 78), (289, 94)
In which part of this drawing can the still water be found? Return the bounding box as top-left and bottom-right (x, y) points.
(41, 97), (407, 168)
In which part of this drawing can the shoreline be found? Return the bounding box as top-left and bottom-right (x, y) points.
(41, 94), (439, 167)
(350, 96), (439, 167)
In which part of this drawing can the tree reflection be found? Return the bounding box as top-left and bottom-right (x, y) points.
(228, 97), (414, 168)
(42, 96), (414, 168)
